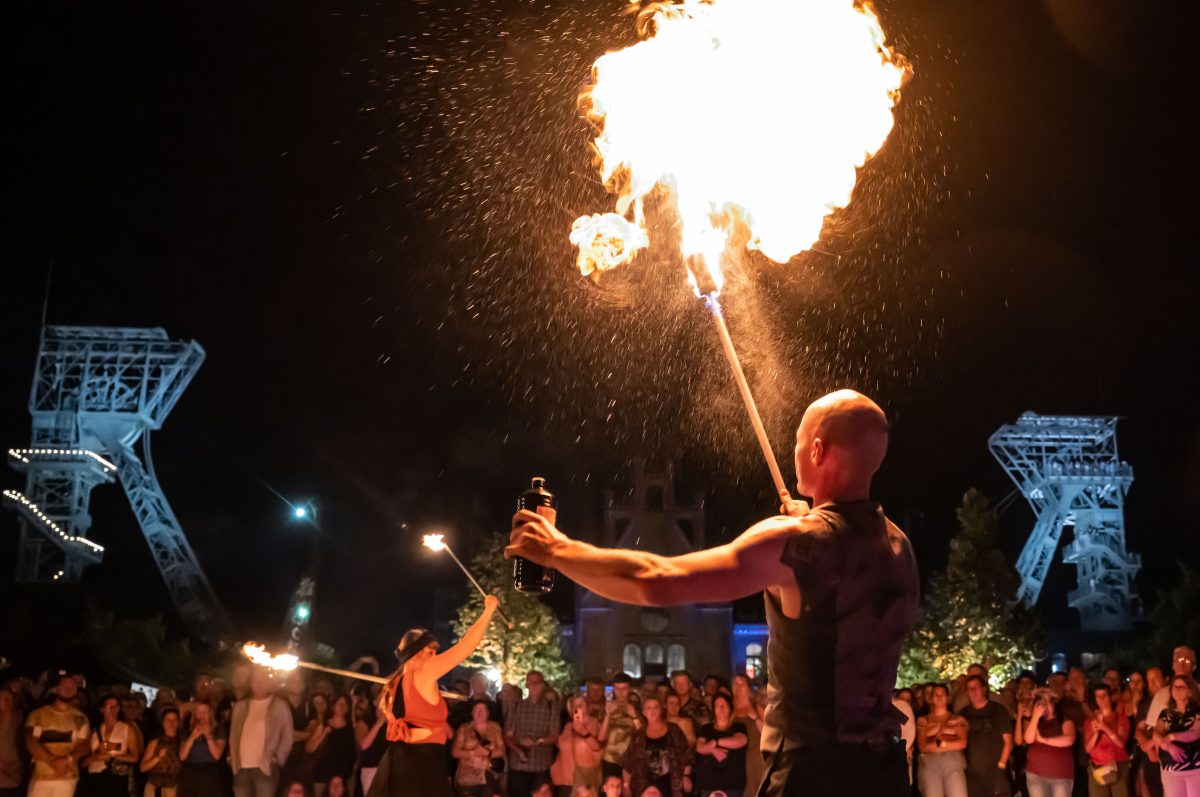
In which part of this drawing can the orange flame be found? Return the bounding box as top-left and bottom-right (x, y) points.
(573, 0), (909, 290)
(242, 642), (299, 671)
(570, 213), (650, 279)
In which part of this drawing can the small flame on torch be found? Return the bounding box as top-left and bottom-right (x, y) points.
(242, 643), (299, 672)
(422, 533), (447, 552)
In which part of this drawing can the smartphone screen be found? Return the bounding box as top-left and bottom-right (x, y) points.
(130, 682), (159, 704)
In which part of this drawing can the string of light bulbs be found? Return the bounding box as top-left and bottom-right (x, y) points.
(1, 490), (105, 554)
(7, 448), (117, 473)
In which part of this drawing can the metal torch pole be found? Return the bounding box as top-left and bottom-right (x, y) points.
(294, 662), (460, 701)
(442, 544), (514, 629)
(704, 294), (793, 504)
(297, 661), (388, 684)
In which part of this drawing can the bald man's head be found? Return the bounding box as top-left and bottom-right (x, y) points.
(794, 390), (888, 502)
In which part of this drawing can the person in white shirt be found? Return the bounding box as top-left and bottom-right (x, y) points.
(229, 668), (293, 797)
(81, 695), (141, 797)
(25, 675), (91, 797)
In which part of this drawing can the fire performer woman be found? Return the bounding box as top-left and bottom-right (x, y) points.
(370, 595), (501, 797)
(509, 390), (919, 797)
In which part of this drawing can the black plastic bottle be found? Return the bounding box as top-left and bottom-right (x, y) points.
(514, 476), (556, 593)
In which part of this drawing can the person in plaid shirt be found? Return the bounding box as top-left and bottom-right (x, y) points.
(505, 672), (560, 797)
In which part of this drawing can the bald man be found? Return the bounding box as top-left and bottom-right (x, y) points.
(509, 390), (919, 797)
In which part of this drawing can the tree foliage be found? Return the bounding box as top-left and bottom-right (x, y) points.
(899, 489), (1042, 688)
(451, 532), (573, 691)
(83, 604), (210, 688)
(1113, 560), (1200, 669)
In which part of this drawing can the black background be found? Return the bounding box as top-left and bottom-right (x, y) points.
(4, 0), (1197, 661)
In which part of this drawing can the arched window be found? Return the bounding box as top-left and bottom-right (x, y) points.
(623, 644), (643, 678)
(645, 644), (664, 665)
(667, 644), (686, 674)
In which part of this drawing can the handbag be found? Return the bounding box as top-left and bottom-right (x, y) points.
(1091, 762), (1119, 785)
(475, 728), (504, 773)
(99, 724), (133, 777)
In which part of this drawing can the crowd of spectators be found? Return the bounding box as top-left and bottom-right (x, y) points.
(0, 644), (1196, 797)
(896, 645), (1200, 797)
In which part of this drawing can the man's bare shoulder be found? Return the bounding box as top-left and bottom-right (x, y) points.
(739, 512), (831, 542)
(883, 515), (915, 556)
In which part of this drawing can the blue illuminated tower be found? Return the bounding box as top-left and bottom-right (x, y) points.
(4, 326), (231, 639)
(989, 413), (1141, 632)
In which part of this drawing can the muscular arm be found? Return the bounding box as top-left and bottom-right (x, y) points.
(508, 511), (803, 606)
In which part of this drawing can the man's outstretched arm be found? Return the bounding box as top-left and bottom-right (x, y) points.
(507, 509), (801, 606)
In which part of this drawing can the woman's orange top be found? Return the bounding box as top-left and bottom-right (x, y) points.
(394, 673), (448, 745)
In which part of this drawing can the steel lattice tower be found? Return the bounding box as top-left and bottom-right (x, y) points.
(4, 326), (231, 639)
(989, 413), (1141, 632)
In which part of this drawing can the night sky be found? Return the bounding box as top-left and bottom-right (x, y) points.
(5, 0), (1197, 660)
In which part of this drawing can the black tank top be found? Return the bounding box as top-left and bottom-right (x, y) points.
(762, 501), (919, 751)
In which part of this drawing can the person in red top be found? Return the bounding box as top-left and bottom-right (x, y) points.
(372, 595), (501, 797)
(1020, 689), (1076, 797)
(1084, 684), (1130, 797)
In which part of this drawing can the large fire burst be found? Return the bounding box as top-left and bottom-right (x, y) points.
(571, 0), (910, 286)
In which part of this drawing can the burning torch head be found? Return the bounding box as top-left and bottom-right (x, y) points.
(571, 0), (909, 290)
(242, 643), (299, 673)
(422, 534), (447, 552)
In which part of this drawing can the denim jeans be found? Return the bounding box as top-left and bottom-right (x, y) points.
(232, 767), (280, 797)
(918, 751), (968, 797)
(1027, 772), (1074, 797)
